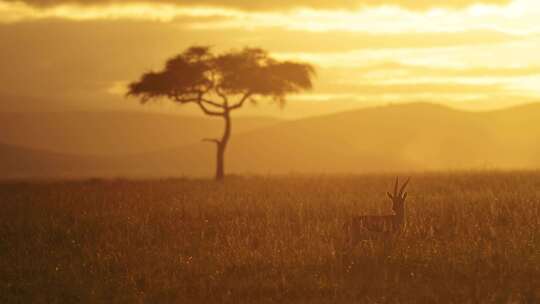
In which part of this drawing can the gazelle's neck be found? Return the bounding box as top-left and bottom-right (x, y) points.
(394, 206), (406, 228)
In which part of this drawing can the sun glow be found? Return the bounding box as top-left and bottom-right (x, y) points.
(1, 0), (539, 114)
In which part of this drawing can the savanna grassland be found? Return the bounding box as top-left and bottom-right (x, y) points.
(1, 172), (539, 303)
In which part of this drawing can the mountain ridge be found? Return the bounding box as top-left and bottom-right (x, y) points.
(2, 102), (540, 179)
(0, 110), (282, 156)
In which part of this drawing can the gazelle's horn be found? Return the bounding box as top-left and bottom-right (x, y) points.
(399, 178), (410, 196)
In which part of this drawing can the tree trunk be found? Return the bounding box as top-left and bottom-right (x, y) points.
(215, 111), (231, 181)
(215, 144), (225, 181)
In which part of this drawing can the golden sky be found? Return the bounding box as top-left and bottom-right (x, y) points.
(1, 0), (539, 117)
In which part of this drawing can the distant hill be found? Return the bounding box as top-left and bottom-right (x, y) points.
(2, 102), (540, 179)
(0, 111), (281, 155)
(0, 143), (91, 179)
(0, 142), (198, 179)
(140, 102), (540, 175)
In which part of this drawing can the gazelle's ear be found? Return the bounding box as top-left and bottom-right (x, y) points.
(402, 192), (408, 200)
(387, 192), (394, 200)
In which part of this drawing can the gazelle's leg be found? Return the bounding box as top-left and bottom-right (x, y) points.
(350, 230), (360, 249)
(343, 220), (354, 249)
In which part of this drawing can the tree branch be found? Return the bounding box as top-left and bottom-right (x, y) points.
(215, 87), (229, 107)
(197, 101), (225, 116)
(229, 91), (253, 110)
(202, 138), (221, 144)
(172, 97), (199, 104)
(201, 98), (226, 109)
(171, 92), (223, 108)
(172, 94), (225, 116)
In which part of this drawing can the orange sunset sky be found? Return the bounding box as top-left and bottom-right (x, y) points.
(1, 0), (539, 117)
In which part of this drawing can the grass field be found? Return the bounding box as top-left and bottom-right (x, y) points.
(1, 172), (539, 303)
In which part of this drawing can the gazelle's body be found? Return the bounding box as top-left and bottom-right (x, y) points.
(345, 178), (409, 247)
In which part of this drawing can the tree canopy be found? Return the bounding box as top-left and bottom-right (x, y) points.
(127, 46), (316, 114)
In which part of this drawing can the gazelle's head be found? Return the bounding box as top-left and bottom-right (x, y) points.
(387, 177), (410, 215)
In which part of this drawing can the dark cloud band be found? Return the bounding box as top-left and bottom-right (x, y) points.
(4, 0), (512, 11)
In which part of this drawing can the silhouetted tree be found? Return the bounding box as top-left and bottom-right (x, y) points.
(128, 46), (315, 181)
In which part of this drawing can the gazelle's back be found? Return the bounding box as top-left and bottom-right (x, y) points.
(346, 177), (409, 246)
(346, 215), (399, 244)
(352, 215), (400, 233)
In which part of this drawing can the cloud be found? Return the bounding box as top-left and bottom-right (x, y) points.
(255, 30), (518, 53)
(317, 82), (506, 96)
(320, 62), (540, 81)
(314, 63), (540, 98)
(0, 18), (536, 114)
(3, 0), (512, 12)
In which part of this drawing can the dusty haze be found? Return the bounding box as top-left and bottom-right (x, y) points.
(1, 102), (540, 179)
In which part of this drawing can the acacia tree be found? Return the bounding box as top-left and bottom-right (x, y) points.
(127, 46), (315, 181)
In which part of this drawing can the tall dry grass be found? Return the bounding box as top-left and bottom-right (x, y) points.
(1, 172), (539, 303)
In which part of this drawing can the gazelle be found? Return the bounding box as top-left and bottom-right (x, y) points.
(345, 177), (410, 248)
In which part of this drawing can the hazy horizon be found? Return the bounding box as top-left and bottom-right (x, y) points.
(2, 95), (540, 119)
(2, 101), (540, 179)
